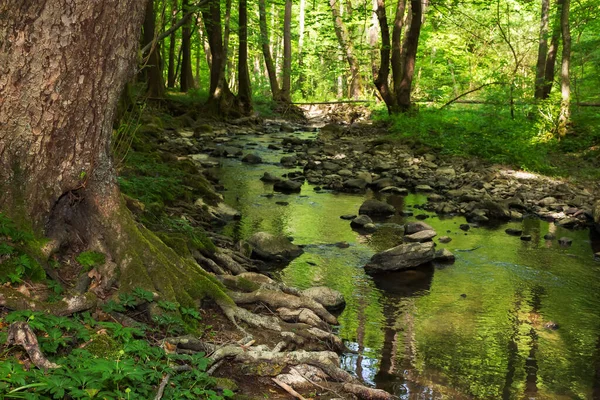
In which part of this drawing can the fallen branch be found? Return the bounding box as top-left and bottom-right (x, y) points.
(0, 288), (97, 316)
(6, 322), (60, 370)
(440, 82), (506, 109)
(154, 365), (192, 400)
(272, 378), (307, 400)
(342, 383), (396, 400)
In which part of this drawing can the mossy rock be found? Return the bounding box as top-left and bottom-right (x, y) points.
(193, 124), (213, 134)
(213, 378), (238, 392)
(241, 361), (286, 377)
(86, 333), (121, 359)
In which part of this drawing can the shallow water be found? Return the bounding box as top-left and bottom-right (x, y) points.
(213, 132), (600, 399)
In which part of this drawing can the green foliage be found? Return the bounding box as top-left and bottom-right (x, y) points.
(0, 311), (230, 399)
(75, 251), (106, 271)
(0, 213), (45, 284)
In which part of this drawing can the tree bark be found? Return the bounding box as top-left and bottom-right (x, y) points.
(237, 0), (252, 114)
(168, 0), (178, 88)
(223, 0), (233, 82)
(180, 0), (195, 92)
(396, 0), (422, 111)
(297, 0), (307, 94)
(329, 0), (363, 99)
(258, 0), (284, 102)
(557, 0), (570, 136)
(142, 0), (165, 97)
(542, 0), (563, 99)
(374, 0), (395, 112)
(534, 0), (550, 99)
(391, 0), (407, 98)
(281, 0), (293, 102)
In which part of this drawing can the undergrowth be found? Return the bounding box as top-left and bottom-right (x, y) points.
(378, 104), (600, 179)
(0, 310), (230, 399)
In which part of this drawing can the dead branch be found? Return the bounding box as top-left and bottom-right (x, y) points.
(6, 322), (60, 370)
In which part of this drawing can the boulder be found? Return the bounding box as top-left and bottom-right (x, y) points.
(371, 177), (395, 191)
(558, 237), (573, 246)
(415, 185), (434, 193)
(380, 187), (409, 195)
(242, 153), (262, 164)
(274, 180), (303, 193)
(365, 242), (435, 273)
(404, 230), (437, 243)
(505, 228), (523, 236)
(247, 232), (303, 262)
(343, 179), (368, 191)
(358, 199), (395, 217)
(280, 155), (298, 166)
(301, 287), (346, 311)
(438, 236), (452, 243)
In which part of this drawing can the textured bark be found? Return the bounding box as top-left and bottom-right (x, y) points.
(297, 0), (306, 93)
(258, 0), (283, 101)
(180, 0), (195, 92)
(374, 0), (394, 110)
(237, 0), (252, 114)
(542, 0), (563, 99)
(0, 0), (147, 231)
(391, 0), (407, 97)
(201, 0), (238, 114)
(281, 0), (293, 102)
(7, 322), (60, 370)
(142, 0), (165, 97)
(396, 0), (422, 111)
(557, 0), (570, 136)
(168, 0), (178, 88)
(534, 0), (550, 99)
(329, 0), (363, 98)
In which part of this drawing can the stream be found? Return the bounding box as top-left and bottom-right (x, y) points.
(211, 129), (600, 399)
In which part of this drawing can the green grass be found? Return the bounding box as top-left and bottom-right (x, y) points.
(378, 104), (600, 180)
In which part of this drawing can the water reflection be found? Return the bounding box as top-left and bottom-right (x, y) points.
(214, 133), (600, 399)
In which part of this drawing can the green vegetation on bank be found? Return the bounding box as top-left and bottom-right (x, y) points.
(377, 104), (600, 181)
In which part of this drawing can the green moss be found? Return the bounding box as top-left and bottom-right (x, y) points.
(235, 277), (261, 292)
(213, 378), (238, 392)
(86, 333), (121, 359)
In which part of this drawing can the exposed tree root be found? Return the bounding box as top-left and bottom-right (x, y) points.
(277, 307), (328, 330)
(6, 322), (60, 370)
(209, 251), (247, 275)
(228, 288), (338, 325)
(0, 287), (96, 316)
(194, 252), (228, 275)
(342, 383), (396, 400)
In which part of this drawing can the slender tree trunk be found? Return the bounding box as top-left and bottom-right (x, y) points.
(142, 0), (165, 97)
(198, 17), (213, 70)
(238, 0), (252, 114)
(168, 0), (178, 88)
(258, 0), (283, 101)
(329, 0), (363, 99)
(396, 0), (422, 111)
(297, 0), (306, 94)
(391, 0), (407, 95)
(557, 0), (570, 136)
(180, 0), (195, 92)
(202, 0), (238, 114)
(281, 0), (293, 102)
(542, 0), (563, 99)
(374, 0), (395, 112)
(223, 0), (233, 80)
(534, 0), (550, 99)
(368, 0), (380, 79)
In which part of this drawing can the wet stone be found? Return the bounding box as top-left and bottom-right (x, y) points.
(558, 237), (573, 246)
(505, 228), (523, 236)
(340, 214), (357, 220)
(520, 235), (532, 241)
(438, 236), (452, 243)
(459, 224), (471, 231)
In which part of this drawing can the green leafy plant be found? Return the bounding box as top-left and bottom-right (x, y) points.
(75, 251), (106, 271)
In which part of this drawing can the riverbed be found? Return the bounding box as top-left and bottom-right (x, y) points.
(213, 130), (600, 400)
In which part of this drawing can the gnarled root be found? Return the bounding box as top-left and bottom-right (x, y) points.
(6, 322), (60, 370)
(0, 287), (96, 316)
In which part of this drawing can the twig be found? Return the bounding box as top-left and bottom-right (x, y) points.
(154, 365), (192, 400)
(207, 359), (224, 375)
(272, 378), (308, 400)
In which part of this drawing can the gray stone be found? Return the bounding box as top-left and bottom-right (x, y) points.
(280, 155), (298, 166)
(247, 232), (303, 262)
(558, 237), (573, 246)
(359, 199), (395, 217)
(242, 153), (262, 164)
(344, 179), (368, 190)
(371, 177), (396, 191)
(539, 197), (558, 207)
(338, 169), (353, 177)
(301, 287), (346, 311)
(340, 214), (357, 220)
(404, 229), (437, 243)
(435, 248), (455, 263)
(505, 228), (523, 236)
(351, 214), (373, 228)
(260, 172), (282, 183)
(438, 236), (452, 243)
(404, 221), (435, 235)
(380, 186), (409, 195)
(415, 185), (434, 193)
(556, 217), (579, 229)
(274, 180), (303, 192)
(365, 242), (435, 273)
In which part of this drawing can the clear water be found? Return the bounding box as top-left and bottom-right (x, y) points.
(213, 132), (600, 399)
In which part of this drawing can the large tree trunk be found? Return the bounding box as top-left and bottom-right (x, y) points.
(329, 0), (363, 99)
(237, 0), (252, 114)
(281, 0), (293, 102)
(223, 0), (233, 83)
(0, 0), (237, 317)
(168, 0), (178, 88)
(395, 0), (422, 111)
(557, 0), (570, 136)
(391, 0), (407, 99)
(297, 0), (307, 95)
(258, 0), (284, 102)
(180, 0), (195, 92)
(142, 0), (165, 97)
(534, 0), (550, 99)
